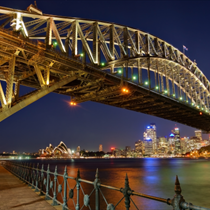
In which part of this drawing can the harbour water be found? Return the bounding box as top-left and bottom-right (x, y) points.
(27, 158), (210, 209)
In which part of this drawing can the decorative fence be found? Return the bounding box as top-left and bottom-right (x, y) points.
(2, 161), (210, 210)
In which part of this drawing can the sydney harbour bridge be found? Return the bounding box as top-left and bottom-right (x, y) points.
(0, 3), (210, 132)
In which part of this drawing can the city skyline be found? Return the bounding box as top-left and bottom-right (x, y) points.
(1, 0), (210, 152)
(1, 123), (208, 153)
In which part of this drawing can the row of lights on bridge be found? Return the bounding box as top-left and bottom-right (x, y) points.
(57, 51), (209, 114)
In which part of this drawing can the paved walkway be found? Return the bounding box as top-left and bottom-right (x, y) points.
(0, 163), (59, 210)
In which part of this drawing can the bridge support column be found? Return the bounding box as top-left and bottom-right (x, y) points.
(110, 25), (114, 58)
(14, 81), (20, 100)
(6, 55), (16, 107)
(172, 67), (175, 96)
(147, 57), (151, 89)
(93, 22), (98, 64)
(72, 21), (78, 57)
(137, 59), (142, 85)
(46, 18), (52, 48)
(156, 60), (160, 92)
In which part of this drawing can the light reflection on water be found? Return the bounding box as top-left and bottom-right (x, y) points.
(28, 158), (210, 210)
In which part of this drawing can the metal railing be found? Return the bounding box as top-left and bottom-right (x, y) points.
(2, 161), (210, 210)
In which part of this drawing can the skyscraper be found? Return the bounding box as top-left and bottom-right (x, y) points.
(143, 138), (153, 155)
(174, 127), (181, 155)
(99, 144), (103, 152)
(144, 124), (157, 153)
(135, 140), (143, 154)
(195, 130), (202, 140)
(77, 146), (80, 153)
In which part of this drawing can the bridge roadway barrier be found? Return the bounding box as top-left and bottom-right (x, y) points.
(1, 161), (209, 210)
(0, 161), (61, 210)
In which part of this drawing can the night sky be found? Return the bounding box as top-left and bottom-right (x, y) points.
(1, 0), (210, 153)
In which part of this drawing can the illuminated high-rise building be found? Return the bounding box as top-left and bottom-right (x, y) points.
(174, 127), (181, 155)
(77, 146), (80, 152)
(195, 130), (202, 140)
(135, 140), (143, 154)
(99, 144), (103, 152)
(143, 138), (153, 155)
(144, 124), (157, 152)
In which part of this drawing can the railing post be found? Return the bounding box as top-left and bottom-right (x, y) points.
(171, 175), (185, 210)
(121, 174), (131, 210)
(23, 163), (27, 182)
(94, 168), (100, 210)
(76, 169), (80, 210)
(45, 164), (51, 200)
(39, 164), (44, 195)
(31, 164), (35, 189)
(28, 163), (32, 186)
(35, 163), (39, 192)
(62, 166), (68, 210)
(52, 166), (58, 206)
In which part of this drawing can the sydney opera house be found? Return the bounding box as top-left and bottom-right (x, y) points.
(39, 141), (72, 158)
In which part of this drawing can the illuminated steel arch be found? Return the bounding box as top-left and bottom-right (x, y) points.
(0, 3), (210, 131)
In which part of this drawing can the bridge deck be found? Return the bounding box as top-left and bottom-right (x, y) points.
(0, 162), (58, 210)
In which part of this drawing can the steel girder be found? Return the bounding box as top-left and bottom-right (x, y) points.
(0, 4), (209, 131)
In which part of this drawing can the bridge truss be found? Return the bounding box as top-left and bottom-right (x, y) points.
(0, 3), (210, 131)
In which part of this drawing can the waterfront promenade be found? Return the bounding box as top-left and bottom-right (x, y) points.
(0, 163), (58, 210)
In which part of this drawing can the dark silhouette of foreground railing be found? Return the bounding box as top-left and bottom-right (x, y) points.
(2, 161), (210, 210)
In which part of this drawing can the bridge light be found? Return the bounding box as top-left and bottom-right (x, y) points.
(173, 94), (175, 97)
(202, 108), (204, 110)
(164, 90), (167, 93)
(192, 103), (194, 106)
(53, 41), (58, 46)
(101, 62), (105, 66)
(118, 69), (122, 74)
(122, 88), (129, 93)
(70, 102), (76, 106)
(133, 76), (136, 80)
(197, 105), (199, 109)
(145, 81), (148, 85)
(180, 97), (182, 100)
(186, 100), (188, 103)
(200, 112), (202, 115)
(80, 53), (84, 57)
(155, 86), (159, 90)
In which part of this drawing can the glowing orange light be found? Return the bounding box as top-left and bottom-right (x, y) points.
(111, 147), (115, 150)
(200, 112), (202, 115)
(122, 88), (129, 93)
(73, 103), (76, 106)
